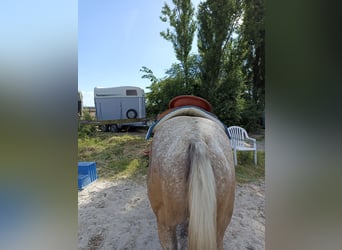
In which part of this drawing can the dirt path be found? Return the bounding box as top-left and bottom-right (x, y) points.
(78, 177), (265, 250)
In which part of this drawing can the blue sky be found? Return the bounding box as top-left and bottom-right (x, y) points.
(79, 0), (201, 106)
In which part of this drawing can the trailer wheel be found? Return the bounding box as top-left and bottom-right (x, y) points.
(100, 125), (109, 132)
(126, 109), (138, 119)
(110, 124), (119, 133)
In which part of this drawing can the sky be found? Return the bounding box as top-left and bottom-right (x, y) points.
(79, 0), (201, 107)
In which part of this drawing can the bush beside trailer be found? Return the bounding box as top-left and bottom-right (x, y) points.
(94, 86), (147, 132)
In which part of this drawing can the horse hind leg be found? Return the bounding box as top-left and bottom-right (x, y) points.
(177, 220), (188, 250)
(156, 220), (178, 250)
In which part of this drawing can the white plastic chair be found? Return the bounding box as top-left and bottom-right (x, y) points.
(227, 126), (257, 166)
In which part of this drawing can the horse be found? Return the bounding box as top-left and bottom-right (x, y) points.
(147, 112), (235, 250)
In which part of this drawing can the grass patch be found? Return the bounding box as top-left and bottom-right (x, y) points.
(235, 151), (265, 183)
(78, 132), (149, 180)
(78, 131), (265, 183)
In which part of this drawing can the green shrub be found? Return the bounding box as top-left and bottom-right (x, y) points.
(78, 110), (97, 138)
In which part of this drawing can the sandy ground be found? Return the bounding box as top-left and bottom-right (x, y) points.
(78, 176), (265, 250)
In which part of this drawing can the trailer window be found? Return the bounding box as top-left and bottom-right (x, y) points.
(126, 89), (138, 96)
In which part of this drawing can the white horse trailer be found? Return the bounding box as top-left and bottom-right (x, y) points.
(94, 86), (147, 132)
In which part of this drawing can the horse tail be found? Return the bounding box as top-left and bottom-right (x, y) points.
(188, 140), (217, 250)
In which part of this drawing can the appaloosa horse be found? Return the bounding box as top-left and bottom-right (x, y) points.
(147, 110), (235, 250)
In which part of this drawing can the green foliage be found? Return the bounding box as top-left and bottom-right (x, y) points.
(213, 38), (245, 125)
(239, 0), (265, 127)
(240, 98), (263, 132)
(78, 110), (97, 138)
(197, 0), (242, 101)
(142, 0), (265, 130)
(160, 0), (196, 89)
(143, 55), (201, 117)
(146, 77), (187, 117)
(140, 66), (158, 84)
(213, 74), (245, 126)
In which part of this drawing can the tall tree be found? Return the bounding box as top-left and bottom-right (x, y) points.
(160, 0), (196, 91)
(141, 56), (200, 117)
(217, 38), (245, 125)
(239, 0), (265, 130)
(197, 0), (242, 103)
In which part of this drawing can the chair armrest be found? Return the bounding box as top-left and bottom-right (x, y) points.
(245, 136), (257, 148)
(245, 136), (256, 142)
